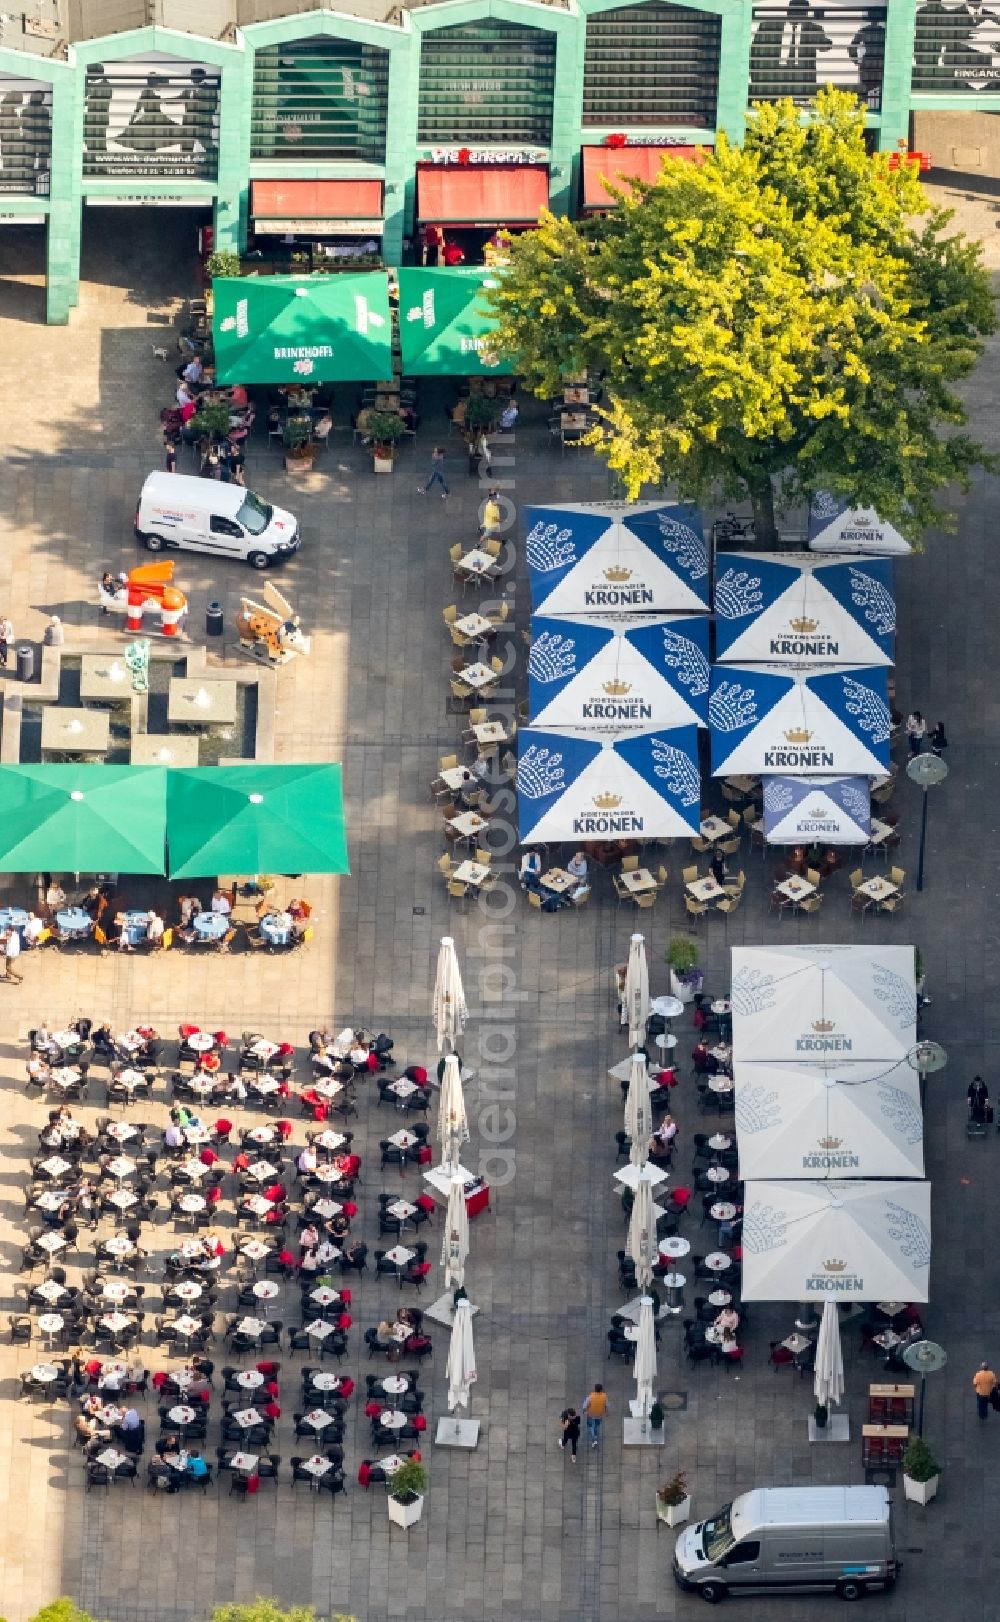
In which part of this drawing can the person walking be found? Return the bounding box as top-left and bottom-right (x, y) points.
(906, 710), (927, 755)
(0, 615), (11, 668)
(418, 446), (449, 499)
(930, 720), (948, 758)
(974, 1362), (997, 1420)
(559, 1406), (581, 1463)
(582, 1383), (609, 1449)
(2, 927), (23, 983)
(968, 1075), (990, 1126)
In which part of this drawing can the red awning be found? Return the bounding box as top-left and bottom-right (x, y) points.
(581, 145), (707, 208)
(251, 179), (383, 219)
(416, 164), (549, 226)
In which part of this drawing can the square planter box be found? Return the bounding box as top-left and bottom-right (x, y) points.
(903, 1473), (939, 1505)
(388, 1491), (424, 1528)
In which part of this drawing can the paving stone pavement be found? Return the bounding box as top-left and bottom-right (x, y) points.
(0, 211), (997, 1622)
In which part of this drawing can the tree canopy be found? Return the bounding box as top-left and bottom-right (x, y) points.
(486, 89), (996, 544)
(17, 1603), (356, 1622)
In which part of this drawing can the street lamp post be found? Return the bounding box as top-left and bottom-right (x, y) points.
(902, 1339), (947, 1436)
(906, 752), (949, 893)
(907, 1039), (948, 1110)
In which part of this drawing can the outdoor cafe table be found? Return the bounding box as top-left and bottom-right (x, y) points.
(310, 1372), (346, 1393)
(380, 1375), (409, 1397)
(37, 1313), (64, 1343)
(711, 1202), (738, 1223)
(387, 1079), (418, 1105)
(563, 386), (589, 405)
(473, 720), (507, 746)
(178, 1157), (209, 1181)
(659, 1236), (690, 1260)
(704, 1252), (733, 1274)
(239, 1240), (271, 1264)
(457, 660), (499, 692)
(540, 869), (573, 895)
(311, 1201), (342, 1224)
(301, 1409), (337, 1431)
(712, 999), (732, 1017)
(387, 1199), (417, 1221)
(101, 1281), (133, 1303)
(37, 1232), (67, 1254)
(687, 876), (725, 903)
(858, 876), (899, 905)
(313, 1077), (344, 1101)
(253, 1281), (280, 1312)
(34, 1279), (67, 1305)
(35, 1189), (67, 1214)
(776, 875), (816, 905)
(455, 612), (493, 639)
(311, 1163), (348, 1186)
(383, 1245), (415, 1273)
(260, 912), (293, 947)
(705, 1166), (730, 1185)
(310, 1286), (341, 1309)
(307, 1319), (338, 1342)
(246, 1159), (279, 1183)
(103, 1235), (135, 1257)
(169, 1405), (197, 1425)
(707, 1134), (732, 1152)
(314, 1130), (346, 1151)
(0, 906), (28, 934)
(708, 1290), (733, 1308)
(620, 867), (657, 895)
(178, 1194), (207, 1215)
(31, 1362), (60, 1383)
(95, 1447), (129, 1470)
(708, 1075), (734, 1096)
(248, 1038), (280, 1061)
(448, 810), (489, 840)
(107, 1189), (139, 1212)
(49, 1066), (82, 1090)
(379, 1453), (405, 1477)
(869, 817), (895, 847)
(783, 1333), (813, 1355)
(234, 1317), (265, 1339)
(250, 1075), (280, 1096)
(439, 765), (475, 793)
(560, 411), (588, 431)
(117, 909), (151, 948)
(232, 1408), (263, 1429)
(388, 1131), (417, 1152)
(875, 1302), (908, 1318)
(38, 1155), (72, 1180)
(172, 1281), (203, 1304)
(114, 1068), (146, 1093)
(107, 1156), (136, 1181)
(246, 1125), (277, 1147)
(193, 912), (228, 942)
(229, 1451), (259, 1474)
(99, 1311), (134, 1335)
(700, 816), (732, 843)
(301, 1455), (335, 1482)
(453, 860), (490, 888)
(172, 1314), (204, 1341)
(236, 1370), (265, 1390)
(456, 551), (495, 581)
(378, 1409), (407, 1431)
(55, 908), (92, 937)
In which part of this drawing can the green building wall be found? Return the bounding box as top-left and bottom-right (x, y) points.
(0, 0), (989, 322)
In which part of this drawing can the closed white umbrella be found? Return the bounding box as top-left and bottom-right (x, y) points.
(813, 1300), (845, 1411)
(433, 935), (467, 1054)
(623, 933), (650, 1049)
(626, 1168), (657, 1289)
(446, 1297), (478, 1413)
(624, 1051), (652, 1168)
(631, 1293), (657, 1426)
(441, 1173), (470, 1290)
(438, 1052), (469, 1172)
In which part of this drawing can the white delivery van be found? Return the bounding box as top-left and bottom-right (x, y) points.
(134, 473), (300, 570)
(673, 1485), (897, 1603)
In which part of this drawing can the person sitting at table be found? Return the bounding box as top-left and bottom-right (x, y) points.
(375, 1318), (398, 1349)
(709, 848), (729, 887)
(26, 1051), (50, 1087)
(519, 849), (542, 891)
(20, 911), (44, 949)
(296, 1144), (318, 1178)
(45, 880), (67, 914)
(715, 1306), (740, 1335)
(211, 888), (232, 916)
(327, 1212), (351, 1242)
(163, 1119), (185, 1150)
(75, 1412), (110, 1448)
(186, 1449), (210, 1483)
(91, 1023), (114, 1060)
(692, 1041), (718, 1077)
(567, 851), (588, 884)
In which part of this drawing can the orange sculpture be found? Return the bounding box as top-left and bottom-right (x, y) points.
(99, 562), (188, 638)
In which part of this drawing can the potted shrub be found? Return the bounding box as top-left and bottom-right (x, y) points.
(190, 403), (232, 443)
(649, 1401), (665, 1434)
(387, 1458), (427, 1529)
(366, 409), (406, 472)
(814, 1402), (828, 1431)
(656, 1470), (691, 1528)
(464, 395), (497, 435)
(205, 248), (241, 280)
(665, 937), (703, 1003)
(282, 415), (316, 473)
(902, 1436), (941, 1505)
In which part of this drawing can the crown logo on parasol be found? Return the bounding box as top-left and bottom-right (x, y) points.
(823, 1259), (847, 1273)
(790, 616), (819, 634)
(784, 727), (812, 744)
(602, 679), (631, 696)
(603, 566), (632, 582)
(812, 1018), (835, 1033)
(593, 792), (622, 810)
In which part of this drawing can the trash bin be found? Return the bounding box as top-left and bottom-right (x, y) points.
(206, 601), (223, 637)
(16, 644), (34, 682)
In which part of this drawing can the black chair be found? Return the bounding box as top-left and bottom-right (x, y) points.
(86, 1462), (112, 1490)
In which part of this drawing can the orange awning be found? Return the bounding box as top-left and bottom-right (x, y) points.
(416, 164), (549, 226)
(581, 145), (707, 208)
(251, 178), (383, 219)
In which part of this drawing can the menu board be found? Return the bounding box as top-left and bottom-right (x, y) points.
(252, 39), (389, 162)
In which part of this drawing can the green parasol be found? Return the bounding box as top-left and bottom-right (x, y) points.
(167, 763), (349, 879)
(397, 267), (511, 376)
(213, 274), (393, 384)
(0, 764), (167, 874)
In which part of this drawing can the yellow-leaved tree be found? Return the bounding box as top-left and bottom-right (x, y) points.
(486, 89), (996, 545)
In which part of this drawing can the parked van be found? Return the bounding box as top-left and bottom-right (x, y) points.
(673, 1485), (897, 1603)
(134, 473), (300, 570)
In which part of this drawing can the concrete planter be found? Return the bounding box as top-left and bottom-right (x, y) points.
(903, 1473), (939, 1506)
(656, 1494), (691, 1527)
(373, 451), (395, 473)
(388, 1491), (424, 1528)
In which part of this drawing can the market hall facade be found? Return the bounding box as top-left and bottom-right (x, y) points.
(1, 0), (997, 322)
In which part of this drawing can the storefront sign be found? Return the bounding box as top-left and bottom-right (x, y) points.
(86, 196), (209, 207)
(0, 212), (44, 223)
(0, 76), (51, 196)
(254, 218), (383, 235)
(749, 2), (886, 111)
(421, 147), (548, 165)
(83, 52), (220, 182)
